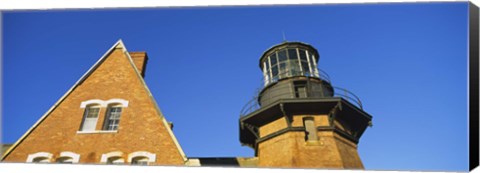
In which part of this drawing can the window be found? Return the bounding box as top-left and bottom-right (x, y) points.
(103, 105), (122, 131)
(80, 105), (100, 131)
(128, 151), (156, 165)
(278, 49), (287, 61)
(79, 99), (128, 133)
(262, 48), (320, 86)
(32, 157), (50, 163)
(287, 48), (298, 60)
(101, 151), (124, 164)
(57, 151), (80, 163)
(26, 152), (53, 163)
(56, 157), (73, 163)
(294, 81), (308, 98)
(107, 156), (124, 164)
(303, 117), (318, 141)
(131, 157), (149, 165)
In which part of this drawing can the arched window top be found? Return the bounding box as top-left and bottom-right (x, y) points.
(80, 99), (104, 108)
(101, 151), (124, 164)
(107, 156), (124, 164)
(58, 151), (80, 163)
(27, 152), (53, 163)
(33, 157), (50, 163)
(80, 99), (128, 108)
(128, 151), (156, 165)
(105, 99), (129, 107)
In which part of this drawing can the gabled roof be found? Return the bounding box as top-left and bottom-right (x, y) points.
(1, 40), (187, 163)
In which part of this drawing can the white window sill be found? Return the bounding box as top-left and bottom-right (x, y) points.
(76, 130), (118, 134)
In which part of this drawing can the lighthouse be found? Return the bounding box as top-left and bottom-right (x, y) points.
(239, 42), (373, 169)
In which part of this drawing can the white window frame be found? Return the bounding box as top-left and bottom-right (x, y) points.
(77, 99), (128, 134)
(80, 104), (101, 132)
(80, 99), (129, 108)
(103, 104), (123, 131)
(101, 151), (124, 164)
(311, 54), (319, 77)
(57, 151), (80, 163)
(305, 50), (313, 76)
(26, 152), (53, 163)
(128, 151), (156, 165)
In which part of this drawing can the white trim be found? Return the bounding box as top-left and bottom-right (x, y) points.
(268, 55), (272, 85)
(105, 99), (129, 107)
(80, 99), (104, 108)
(59, 151), (80, 163)
(100, 151), (123, 163)
(296, 48), (303, 73)
(263, 61), (268, 85)
(128, 151), (156, 163)
(312, 55), (319, 77)
(26, 152), (53, 163)
(306, 50), (313, 76)
(80, 99), (129, 108)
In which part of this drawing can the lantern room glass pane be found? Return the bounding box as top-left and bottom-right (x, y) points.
(308, 51), (316, 63)
(289, 60), (301, 75)
(270, 54), (277, 66)
(279, 62), (286, 77)
(272, 66), (278, 77)
(287, 48), (298, 60)
(299, 49), (307, 61)
(301, 61), (310, 75)
(278, 50), (287, 62)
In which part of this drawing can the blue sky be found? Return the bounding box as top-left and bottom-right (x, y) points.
(2, 2), (469, 171)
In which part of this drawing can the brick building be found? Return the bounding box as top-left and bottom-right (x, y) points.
(1, 40), (372, 168)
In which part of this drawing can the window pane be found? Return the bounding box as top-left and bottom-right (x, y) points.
(33, 157), (49, 163)
(299, 49), (307, 60)
(81, 107), (99, 131)
(57, 157), (73, 163)
(288, 49), (297, 60)
(107, 157), (124, 164)
(279, 62), (286, 77)
(278, 50), (287, 62)
(269, 54), (277, 65)
(86, 108), (99, 118)
(289, 60), (301, 75)
(272, 66), (278, 77)
(301, 61), (310, 75)
(308, 51), (316, 63)
(132, 157), (149, 165)
(105, 107), (122, 131)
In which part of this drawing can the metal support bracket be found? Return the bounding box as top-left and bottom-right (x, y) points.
(244, 123), (260, 139)
(280, 103), (292, 128)
(328, 102), (342, 127)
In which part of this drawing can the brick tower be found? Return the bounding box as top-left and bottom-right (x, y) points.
(239, 42), (373, 169)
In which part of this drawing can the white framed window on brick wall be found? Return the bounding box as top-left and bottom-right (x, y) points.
(26, 152), (53, 163)
(103, 104), (123, 131)
(56, 151), (80, 163)
(78, 99), (128, 134)
(101, 151), (124, 164)
(79, 104), (101, 132)
(128, 151), (156, 165)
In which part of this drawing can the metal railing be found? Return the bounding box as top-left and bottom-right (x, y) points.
(240, 83), (363, 117)
(333, 87), (363, 110)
